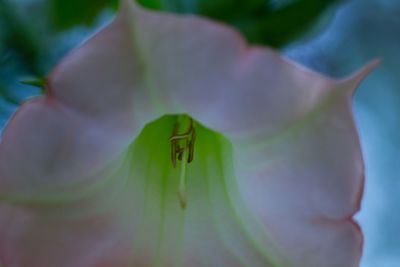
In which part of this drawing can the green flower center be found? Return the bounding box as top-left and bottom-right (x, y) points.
(132, 114), (230, 211)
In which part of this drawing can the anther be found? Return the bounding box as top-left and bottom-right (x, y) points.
(169, 118), (195, 166)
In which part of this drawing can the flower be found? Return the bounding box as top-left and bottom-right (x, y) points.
(0, 0), (378, 266)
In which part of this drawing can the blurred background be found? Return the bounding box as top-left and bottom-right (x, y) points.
(0, 0), (398, 266)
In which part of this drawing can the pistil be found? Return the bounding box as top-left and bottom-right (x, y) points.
(169, 116), (196, 209)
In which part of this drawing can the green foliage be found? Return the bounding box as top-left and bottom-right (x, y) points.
(49, 0), (341, 47)
(20, 77), (47, 92)
(242, 0), (340, 47)
(49, 0), (118, 30)
(137, 0), (341, 47)
(0, 0), (42, 75)
(137, 0), (163, 10)
(0, 83), (22, 105)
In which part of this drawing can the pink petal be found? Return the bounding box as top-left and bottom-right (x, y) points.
(231, 65), (377, 267)
(0, 0), (379, 266)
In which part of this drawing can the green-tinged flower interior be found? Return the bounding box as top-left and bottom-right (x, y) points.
(130, 113), (231, 212)
(122, 114), (279, 266)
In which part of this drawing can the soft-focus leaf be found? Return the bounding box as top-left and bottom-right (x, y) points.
(0, 0), (42, 75)
(20, 77), (46, 93)
(138, 0), (342, 47)
(48, 0), (341, 47)
(0, 85), (19, 105)
(49, 0), (118, 30)
(248, 0), (341, 47)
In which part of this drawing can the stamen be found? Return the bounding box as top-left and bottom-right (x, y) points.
(170, 122), (179, 168)
(187, 127), (196, 163)
(178, 146), (188, 209)
(169, 118), (195, 166)
(169, 117), (196, 209)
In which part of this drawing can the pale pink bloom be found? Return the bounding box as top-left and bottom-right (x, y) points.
(0, 0), (378, 266)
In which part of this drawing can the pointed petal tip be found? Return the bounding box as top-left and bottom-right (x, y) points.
(342, 58), (381, 93)
(353, 58), (382, 79)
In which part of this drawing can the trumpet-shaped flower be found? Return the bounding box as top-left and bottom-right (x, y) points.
(0, 0), (378, 266)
